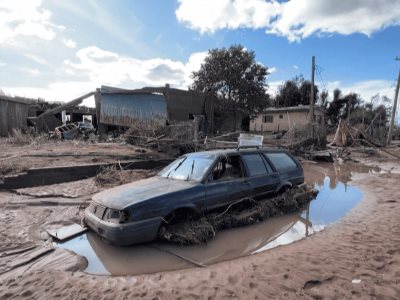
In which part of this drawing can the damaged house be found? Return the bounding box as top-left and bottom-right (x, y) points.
(1, 84), (215, 137)
(0, 94), (96, 137)
(95, 85), (215, 134)
(250, 105), (325, 133)
(28, 92), (97, 133)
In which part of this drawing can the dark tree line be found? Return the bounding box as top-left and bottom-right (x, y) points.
(274, 75), (319, 108)
(191, 44), (391, 131)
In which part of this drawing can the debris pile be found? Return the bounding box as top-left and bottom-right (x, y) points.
(159, 184), (318, 245)
(95, 165), (156, 187)
(283, 124), (326, 151)
(330, 119), (384, 148)
(54, 121), (95, 141)
(125, 121), (200, 156)
(55, 123), (79, 140)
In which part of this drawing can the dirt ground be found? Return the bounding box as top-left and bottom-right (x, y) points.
(0, 140), (399, 299)
(0, 138), (169, 178)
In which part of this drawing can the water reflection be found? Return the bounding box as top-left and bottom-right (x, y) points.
(58, 212), (303, 275)
(57, 162), (375, 276)
(303, 161), (379, 188)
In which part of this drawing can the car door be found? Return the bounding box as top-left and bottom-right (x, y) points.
(204, 154), (249, 212)
(241, 153), (280, 200)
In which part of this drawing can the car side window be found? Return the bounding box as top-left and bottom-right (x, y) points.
(242, 154), (268, 177)
(210, 155), (244, 181)
(264, 152), (297, 171)
(261, 156), (274, 173)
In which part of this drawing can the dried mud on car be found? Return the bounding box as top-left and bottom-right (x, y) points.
(159, 185), (317, 244)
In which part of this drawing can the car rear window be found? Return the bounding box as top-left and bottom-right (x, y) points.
(242, 154), (268, 176)
(264, 152), (297, 171)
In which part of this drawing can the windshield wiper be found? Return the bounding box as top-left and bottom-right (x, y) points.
(186, 160), (195, 181)
(167, 157), (187, 179)
(174, 157), (187, 171)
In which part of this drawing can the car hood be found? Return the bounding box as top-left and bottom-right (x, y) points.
(92, 176), (198, 210)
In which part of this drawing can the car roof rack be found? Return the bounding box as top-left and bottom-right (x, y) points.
(237, 133), (263, 150)
(236, 145), (262, 150)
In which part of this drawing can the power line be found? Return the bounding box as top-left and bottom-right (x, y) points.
(315, 64), (327, 91)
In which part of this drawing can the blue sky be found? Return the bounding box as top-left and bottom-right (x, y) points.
(1, 0), (400, 108)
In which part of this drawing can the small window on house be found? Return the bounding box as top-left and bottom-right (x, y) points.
(279, 114), (283, 119)
(262, 115), (273, 123)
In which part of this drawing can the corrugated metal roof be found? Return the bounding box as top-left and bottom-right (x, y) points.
(100, 93), (167, 127)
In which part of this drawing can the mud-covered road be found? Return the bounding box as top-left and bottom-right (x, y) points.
(0, 143), (400, 299)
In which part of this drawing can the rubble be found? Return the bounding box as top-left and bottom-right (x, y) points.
(125, 121), (201, 156)
(55, 124), (79, 140)
(95, 165), (157, 187)
(159, 184), (318, 245)
(54, 121), (95, 140)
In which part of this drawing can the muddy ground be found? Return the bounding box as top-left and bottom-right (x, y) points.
(0, 139), (399, 299)
(0, 138), (169, 178)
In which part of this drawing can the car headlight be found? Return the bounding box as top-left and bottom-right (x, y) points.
(104, 209), (130, 223)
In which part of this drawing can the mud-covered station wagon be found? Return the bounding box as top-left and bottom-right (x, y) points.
(84, 148), (304, 246)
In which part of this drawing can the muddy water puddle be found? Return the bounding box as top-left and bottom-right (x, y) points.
(57, 162), (379, 276)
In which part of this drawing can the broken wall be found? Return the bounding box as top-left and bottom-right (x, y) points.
(162, 89), (205, 121)
(0, 97), (30, 136)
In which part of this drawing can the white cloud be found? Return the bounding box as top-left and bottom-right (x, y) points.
(268, 80), (283, 95)
(24, 54), (48, 65)
(293, 65), (299, 70)
(183, 51), (208, 83)
(2, 47), (208, 106)
(20, 67), (41, 77)
(176, 0), (280, 33)
(0, 0), (59, 44)
(61, 38), (77, 49)
(64, 46), (207, 89)
(176, 0), (400, 41)
(325, 79), (395, 102)
(2, 82), (96, 106)
(269, 67), (277, 74)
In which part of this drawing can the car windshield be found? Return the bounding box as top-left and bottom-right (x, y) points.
(159, 154), (215, 182)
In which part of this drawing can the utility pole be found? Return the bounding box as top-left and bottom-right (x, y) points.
(310, 56), (315, 137)
(347, 97), (351, 122)
(387, 56), (400, 145)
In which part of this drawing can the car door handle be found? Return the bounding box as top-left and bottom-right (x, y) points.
(242, 180), (251, 185)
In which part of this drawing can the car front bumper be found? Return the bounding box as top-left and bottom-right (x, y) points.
(84, 208), (162, 246)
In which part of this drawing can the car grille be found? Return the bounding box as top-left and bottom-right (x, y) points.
(89, 203), (106, 220)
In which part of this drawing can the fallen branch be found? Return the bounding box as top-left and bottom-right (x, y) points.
(354, 139), (400, 159)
